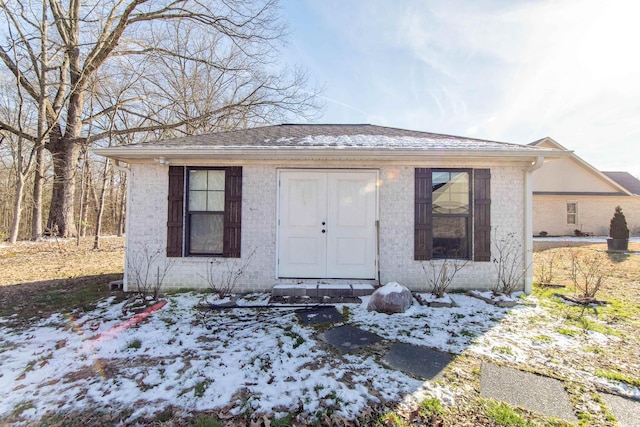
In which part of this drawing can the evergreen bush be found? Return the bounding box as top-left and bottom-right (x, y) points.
(609, 206), (629, 239)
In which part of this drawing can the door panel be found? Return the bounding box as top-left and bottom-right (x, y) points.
(278, 172), (327, 278)
(327, 173), (377, 278)
(278, 170), (377, 279)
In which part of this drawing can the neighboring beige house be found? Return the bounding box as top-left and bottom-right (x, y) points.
(95, 124), (565, 295)
(530, 138), (640, 236)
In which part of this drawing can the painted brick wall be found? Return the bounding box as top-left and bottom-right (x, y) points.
(533, 195), (640, 236)
(378, 165), (526, 291)
(125, 162), (528, 293)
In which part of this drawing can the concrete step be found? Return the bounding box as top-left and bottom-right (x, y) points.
(272, 283), (376, 298)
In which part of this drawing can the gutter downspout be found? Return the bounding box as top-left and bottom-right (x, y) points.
(114, 161), (131, 291)
(524, 156), (544, 294)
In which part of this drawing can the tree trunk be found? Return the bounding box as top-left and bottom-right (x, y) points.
(46, 141), (79, 237)
(80, 156), (90, 238)
(94, 159), (109, 249)
(8, 174), (26, 244)
(31, 141), (45, 240)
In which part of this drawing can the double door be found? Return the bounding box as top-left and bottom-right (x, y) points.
(277, 170), (377, 279)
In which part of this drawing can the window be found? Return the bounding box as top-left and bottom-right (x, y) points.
(188, 169), (225, 255)
(415, 168), (490, 261)
(567, 202), (577, 225)
(432, 170), (471, 258)
(166, 166), (242, 258)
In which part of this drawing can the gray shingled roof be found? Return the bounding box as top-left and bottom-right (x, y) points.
(602, 172), (640, 195)
(128, 124), (541, 151)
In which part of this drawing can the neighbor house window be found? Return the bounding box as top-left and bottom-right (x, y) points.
(431, 170), (471, 259)
(187, 169), (226, 255)
(567, 202), (577, 225)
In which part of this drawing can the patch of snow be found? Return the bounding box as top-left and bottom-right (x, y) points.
(534, 236), (640, 243)
(0, 290), (636, 423)
(375, 282), (407, 296)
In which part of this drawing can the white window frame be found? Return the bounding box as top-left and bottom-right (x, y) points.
(566, 201), (578, 225)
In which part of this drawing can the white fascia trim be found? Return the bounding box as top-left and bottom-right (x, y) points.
(93, 146), (570, 164)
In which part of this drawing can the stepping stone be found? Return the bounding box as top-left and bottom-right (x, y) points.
(599, 392), (640, 427)
(320, 325), (381, 353)
(480, 363), (577, 424)
(296, 306), (344, 324)
(382, 343), (453, 380)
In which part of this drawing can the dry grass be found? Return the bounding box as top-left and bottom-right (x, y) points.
(534, 241), (640, 307)
(0, 236), (124, 286)
(0, 237), (125, 326)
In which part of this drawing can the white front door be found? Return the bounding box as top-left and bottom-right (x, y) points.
(278, 170), (377, 279)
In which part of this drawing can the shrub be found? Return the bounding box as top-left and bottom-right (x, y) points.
(421, 259), (468, 298)
(609, 206), (629, 239)
(534, 250), (558, 285)
(567, 250), (608, 300)
(204, 248), (255, 299)
(492, 229), (528, 296)
(127, 245), (174, 300)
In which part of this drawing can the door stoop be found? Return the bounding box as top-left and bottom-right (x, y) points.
(272, 282), (377, 298)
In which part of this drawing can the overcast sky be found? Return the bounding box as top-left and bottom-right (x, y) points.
(281, 0), (640, 178)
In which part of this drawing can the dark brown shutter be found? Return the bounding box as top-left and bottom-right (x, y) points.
(223, 167), (242, 258)
(473, 168), (491, 261)
(167, 166), (185, 257)
(415, 168), (433, 260)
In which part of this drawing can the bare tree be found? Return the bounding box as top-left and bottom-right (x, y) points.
(0, 0), (322, 238)
(0, 50), (37, 243)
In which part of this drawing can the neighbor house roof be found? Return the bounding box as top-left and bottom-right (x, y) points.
(602, 172), (640, 195)
(529, 137), (633, 196)
(94, 124), (566, 164)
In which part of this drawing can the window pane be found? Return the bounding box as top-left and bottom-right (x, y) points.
(432, 171), (469, 214)
(432, 172), (449, 188)
(208, 170), (225, 191)
(449, 172), (468, 191)
(567, 203), (576, 214)
(207, 191), (225, 211)
(189, 190), (207, 211)
(190, 214), (224, 254)
(433, 216), (468, 259)
(189, 170), (207, 190)
(448, 192), (470, 213)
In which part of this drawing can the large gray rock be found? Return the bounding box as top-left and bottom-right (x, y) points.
(367, 282), (413, 314)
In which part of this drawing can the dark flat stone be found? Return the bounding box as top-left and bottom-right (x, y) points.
(296, 306), (344, 324)
(480, 362), (577, 424)
(382, 343), (453, 380)
(321, 325), (381, 353)
(599, 393), (640, 427)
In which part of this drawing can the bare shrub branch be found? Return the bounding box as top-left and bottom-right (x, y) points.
(202, 248), (255, 300)
(492, 229), (528, 296)
(421, 259), (469, 298)
(127, 245), (174, 300)
(534, 250), (559, 285)
(566, 250), (608, 300)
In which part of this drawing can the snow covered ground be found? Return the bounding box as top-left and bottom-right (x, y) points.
(533, 236), (640, 243)
(0, 291), (635, 424)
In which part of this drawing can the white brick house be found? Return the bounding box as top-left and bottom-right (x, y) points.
(530, 138), (640, 236)
(95, 124), (563, 295)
